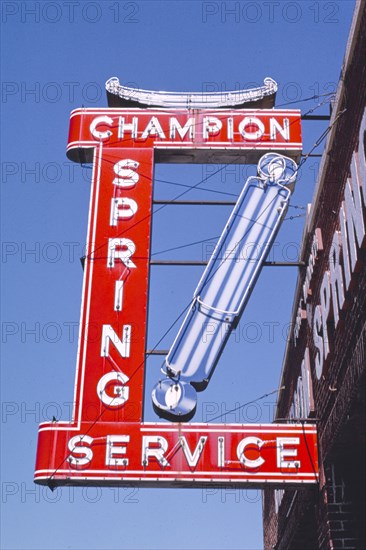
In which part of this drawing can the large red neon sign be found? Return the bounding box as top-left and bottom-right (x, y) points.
(66, 108), (302, 163)
(34, 102), (318, 487)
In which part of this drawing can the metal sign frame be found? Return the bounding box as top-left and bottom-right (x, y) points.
(34, 102), (319, 488)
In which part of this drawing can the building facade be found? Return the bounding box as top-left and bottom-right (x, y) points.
(262, 3), (366, 549)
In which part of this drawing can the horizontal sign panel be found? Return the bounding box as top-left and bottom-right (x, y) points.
(35, 422), (318, 488)
(66, 108), (302, 164)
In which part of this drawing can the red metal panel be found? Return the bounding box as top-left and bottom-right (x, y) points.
(66, 108), (302, 163)
(35, 422), (318, 487)
(68, 146), (154, 424)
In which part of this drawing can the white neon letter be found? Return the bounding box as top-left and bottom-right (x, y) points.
(118, 116), (138, 139)
(112, 159), (139, 188)
(141, 116), (166, 139)
(97, 371), (129, 406)
(227, 117), (234, 140)
(169, 117), (195, 140)
(100, 324), (131, 358)
(276, 437), (300, 469)
(106, 435), (130, 466)
(110, 197), (138, 226)
(67, 435), (93, 467)
(239, 117), (265, 140)
(114, 280), (124, 311)
(218, 437), (225, 468)
(107, 238), (136, 268)
(270, 118), (290, 140)
(203, 116), (222, 139)
(142, 436), (170, 467)
(237, 437), (265, 469)
(179, 436), (207, 467)
(90, 116), (113, 141)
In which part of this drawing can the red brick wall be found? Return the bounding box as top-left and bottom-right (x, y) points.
(263, 5), (366, 549)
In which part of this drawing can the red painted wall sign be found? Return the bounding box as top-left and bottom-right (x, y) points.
(34, 107), (318, 487)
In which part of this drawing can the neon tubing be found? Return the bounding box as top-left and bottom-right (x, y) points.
(152, 153), (298, 421)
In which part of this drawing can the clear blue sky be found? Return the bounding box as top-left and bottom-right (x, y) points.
(1, 1), (355, 549)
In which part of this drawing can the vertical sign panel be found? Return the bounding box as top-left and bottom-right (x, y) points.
(72, 146), (154, 425)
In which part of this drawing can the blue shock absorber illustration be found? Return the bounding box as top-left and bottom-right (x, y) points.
(151, 153), (298, 421)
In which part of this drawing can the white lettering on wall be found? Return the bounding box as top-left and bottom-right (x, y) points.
(274, 489), (285, 514)
(301, 348), (314, 418)
(319, 271), (331, 364)
(356, 110), (366, 202)
(307, 108), (366, 380)
(339, 204), (352, 288)
(329, 231), (345, 329)
(313, 305), (323, 380)
(343, 157), (366, 273)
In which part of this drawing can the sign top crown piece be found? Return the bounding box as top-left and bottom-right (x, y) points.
(106, 77), (278, 109)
